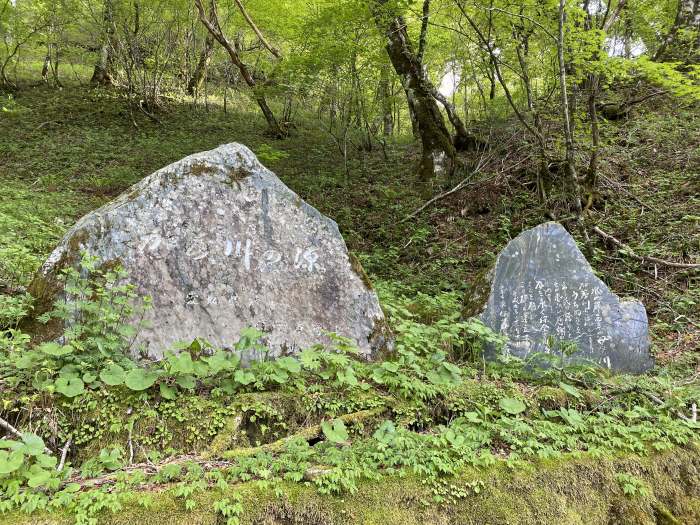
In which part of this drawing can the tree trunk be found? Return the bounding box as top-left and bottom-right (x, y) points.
(655, 0), (700, 63)
(91, 0), (115, 86)
(194, 0), (286, 138)
(557, 0), (583, 216)
(487, 62), (496, 100)
(187, 33), (214, 95)
(371, 1), (456, 182)
(50, 43), (61, 87)
(41, 54), (50, 83)
(404, 86), (420, 138)
(585, 74), (600, 194)
(430, 86), (477, 151)
(379, 67), (394, 136)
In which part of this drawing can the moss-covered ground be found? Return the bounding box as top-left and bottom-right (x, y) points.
(0, 80), (698, 523)
(4, 444), (700, 525)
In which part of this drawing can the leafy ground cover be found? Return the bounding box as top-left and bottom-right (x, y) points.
(0, 257), (698, 524)
(0, 81), (698, 524)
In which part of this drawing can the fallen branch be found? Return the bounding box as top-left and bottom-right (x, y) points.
(0, 415), (22, 440)
(643, 391), (692, 423)
(597, 91), (667, 120)
(592, 226), (699, 269)
(0, 415), (54, 455)
(403, 157), (492, 222)
(57, 439), (72, 471)
(221, 408), (386, 460)
(67, 454), (233, 489)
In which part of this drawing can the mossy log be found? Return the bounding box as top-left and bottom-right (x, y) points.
(221, 408), (386, 460)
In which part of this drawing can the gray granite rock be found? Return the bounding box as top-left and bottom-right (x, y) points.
(30, 143), (391, 360)
(479, 222), (653, 373)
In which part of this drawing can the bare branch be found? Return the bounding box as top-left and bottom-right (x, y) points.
(233, 0), (281, 59)
(57, 439), (72, 471)
(592, 226), (700, 269)
(0, 415), (23, 440)
(403, 151), (493, 221)
(0, 416), (54, 455)
(601, 0), (627, 33)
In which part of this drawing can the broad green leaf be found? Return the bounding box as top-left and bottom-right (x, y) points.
(558, 408), (585, 426)
(159, 383), (177, 400)
(0, 450), (24, 474)
(124, 368), (158, 391)
(14, 353), (38, 369)
(321, 419), (349, 444)
(39, 342), (73, 357)
(21, 433), (45, 456)
(175, 374), (196, 390)
(55, 376), (85, 398)
(234, 369), (256, 386)
(381, 361), (399, 373)
(372, 420), (396, 443)
(205, 351), (238, 374)
(276, 356), (301, 374)
(499, 397), (526, 415)
(27, 467), (53, 488)
(559, 382), (582, 399)
(36, 454), (57, 469)
(0, 440), (16, 450)
(100, 364), (126, 386)
(192, 360), (210, 378)
(168, 352), (194, 375)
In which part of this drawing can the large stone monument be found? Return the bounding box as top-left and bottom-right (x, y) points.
(478, 222), (653, 373)
(30, 143), (390, 360)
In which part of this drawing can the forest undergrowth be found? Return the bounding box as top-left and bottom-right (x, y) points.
(0, 81), (698, 524)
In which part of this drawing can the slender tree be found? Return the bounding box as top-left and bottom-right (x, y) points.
(370, 0), (457, 182)
(91, 0), (115, 86)
(193, 0), (286, 137)
(655, 0), (700, 63)
(187, 32), (214, 96)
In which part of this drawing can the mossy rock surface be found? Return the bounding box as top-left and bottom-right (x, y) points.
(5, 444), (700, 525)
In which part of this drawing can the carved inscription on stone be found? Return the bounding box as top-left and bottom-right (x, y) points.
(32, 143), (391, 360)
(480, 222), (653, 374)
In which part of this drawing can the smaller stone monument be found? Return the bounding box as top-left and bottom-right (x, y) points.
(479, 222), (653, 373)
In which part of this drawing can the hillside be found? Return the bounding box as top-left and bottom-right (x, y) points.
(0, 81), (698, 524)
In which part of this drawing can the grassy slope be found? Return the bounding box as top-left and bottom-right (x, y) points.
(0, 82), (698, 523)
(1, 83), (697, 359)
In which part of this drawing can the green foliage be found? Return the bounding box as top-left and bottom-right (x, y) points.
(80, 447), (125, 478)
(378, 283), (505, 363)
(0, 253), (150, 398)
(0, 261), (697, 523)
(0, 293), (33, 330)
(321, 419), (350, 444)
(498, 397), (527, 415)
(213, 494), (243, 525)
(0, 1), (698, 518)
(624, 58), (700, 100)
(0, 433), (64, 500)
(254, 144), (290, 164)
(616, 472), (651, 498)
